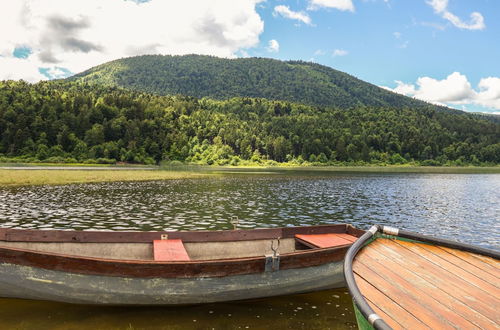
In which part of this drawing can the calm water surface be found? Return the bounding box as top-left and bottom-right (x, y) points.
(0, 171), (498, 329)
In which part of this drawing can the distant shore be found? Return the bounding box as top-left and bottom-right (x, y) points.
(0, 163), (498, 186)
(0, 168), (208, 186)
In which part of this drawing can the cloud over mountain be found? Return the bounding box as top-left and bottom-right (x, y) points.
(383, 72), (500, 110)
(0, 0), (264, 81)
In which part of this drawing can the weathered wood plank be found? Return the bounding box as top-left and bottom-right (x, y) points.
(395, 240), (500, 294)
(335, 233), (358, 242)
(417, 243), (500, 289)
(153, 240), (190, 261)
(353, 260), (457, 329)
(364, 296), (404, 330)
(362, 241), (499, 327)
(355, 257), (477, 329)
(438, 246), (500, 279)
(295, 233), (354, 248)
(466, 251), (500, 268)
(369, 239), (499, 318)
(355, 274), (428, 329)
(1, 224), (357, 243)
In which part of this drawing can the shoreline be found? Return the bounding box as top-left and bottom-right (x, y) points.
(0, 169), (208, 187)
(0, 164), (499, 187)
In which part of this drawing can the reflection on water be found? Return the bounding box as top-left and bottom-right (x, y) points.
(0, 171), (498, 329)
(0, 172), (498, 248)
(0, 289), (356, 329)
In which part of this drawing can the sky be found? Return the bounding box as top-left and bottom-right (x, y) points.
(0, 0), (499, 114)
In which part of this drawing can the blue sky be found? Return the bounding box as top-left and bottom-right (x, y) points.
(1, 0), (499, 113)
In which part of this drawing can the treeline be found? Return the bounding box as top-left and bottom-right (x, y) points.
(0, 80), (499, 166)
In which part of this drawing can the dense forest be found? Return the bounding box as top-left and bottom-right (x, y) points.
(69, 55), (455, 112)
(1, 80), (498, 166)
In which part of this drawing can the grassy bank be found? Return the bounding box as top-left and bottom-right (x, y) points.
(1, 164), (498, 186)
(0, 169), (208, 186)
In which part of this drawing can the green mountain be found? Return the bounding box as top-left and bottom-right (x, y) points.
(68, 54), (451, 112)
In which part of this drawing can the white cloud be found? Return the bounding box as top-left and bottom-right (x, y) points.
(427, 0), (485, 30)
(267, 39), (280, 53)
(314, 49), (326, 56)
(392, 80), (416, 96)
(273, 5), (312, 25)
(0, 0), (264, 82)
(414, 72), (474, 102)
(332, 49), (348, 56)
(308, 0), (355, 12)
(384, 72), (500, 111)
(0, 57), (46, 82)
(476, 77), (500, 109)
(393, 32), (402, 39)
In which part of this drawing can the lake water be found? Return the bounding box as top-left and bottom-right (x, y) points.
(0, 171), (498, 329)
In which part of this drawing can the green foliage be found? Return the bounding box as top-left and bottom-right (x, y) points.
(0, 80), (499, 166)
(69, 55), (456, 112)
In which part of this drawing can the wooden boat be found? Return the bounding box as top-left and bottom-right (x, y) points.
(0, 224), (363, 305)
(343, 225), (500, 330)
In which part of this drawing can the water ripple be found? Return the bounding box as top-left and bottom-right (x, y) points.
(0, 172), (498, 248)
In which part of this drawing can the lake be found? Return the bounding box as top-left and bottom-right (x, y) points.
(0, 171), (498, 329)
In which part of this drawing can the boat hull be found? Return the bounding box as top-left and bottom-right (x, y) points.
(0, 260), (344, 305)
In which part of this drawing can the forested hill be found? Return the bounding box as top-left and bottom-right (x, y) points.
(1, 80), (499, 166)
(68, 55), (450, 112)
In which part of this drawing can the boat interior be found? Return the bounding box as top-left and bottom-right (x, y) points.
(0, 225), (362, 261)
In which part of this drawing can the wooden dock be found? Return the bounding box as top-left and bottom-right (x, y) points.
(344, 226), (500, 330)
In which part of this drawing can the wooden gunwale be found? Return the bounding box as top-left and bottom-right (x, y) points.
(0, 224), (364, 243)
(0, 224), (363, 278)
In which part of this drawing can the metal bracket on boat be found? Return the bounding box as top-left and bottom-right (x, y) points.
(382, 226), (399, 236)
(230, 216), (239, 230)
(161, 234), (168, 240)
(265, 237), (281, 272)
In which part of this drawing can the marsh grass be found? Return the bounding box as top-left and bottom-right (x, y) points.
(0, 165), (498, 187)
(0, 169), (208, 186)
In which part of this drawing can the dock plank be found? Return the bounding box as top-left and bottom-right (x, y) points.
(355, 257), (477, 329)
(417, 243), (500, 289)
(466, 251), (500, 268)
(394, 240), (500, 295)
(353, 260), (457, 329)
(369, 239), (499, 319)
(361, 241), (499, 328)
(438, 246), (500, 279)
(354, 274), (428, 329)
(364, 297), (403, 330)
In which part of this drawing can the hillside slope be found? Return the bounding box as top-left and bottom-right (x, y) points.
(68, 55), (451, 111)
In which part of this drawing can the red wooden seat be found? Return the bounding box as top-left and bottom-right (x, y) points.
(153, 239), (190, 261)
(295, 233), (357, 248)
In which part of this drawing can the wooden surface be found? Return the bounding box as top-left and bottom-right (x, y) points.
(295, 233), (357, 248)
(153, 239), (190, 261)
(353, 238), (500, 329)
(0, 224), (363, 243)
